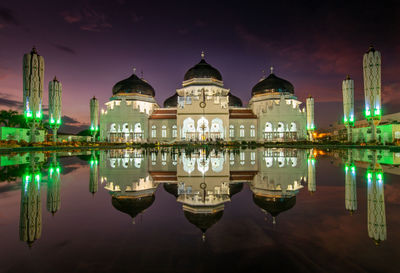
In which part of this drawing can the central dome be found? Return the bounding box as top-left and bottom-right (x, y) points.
(252, 71), (294, 96)
(112, 73), (155, 96)
(184, 54), (222, 81)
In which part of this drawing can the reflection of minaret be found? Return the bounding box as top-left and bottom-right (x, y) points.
(307, 149), (316, 194)
(367, 153), (386, 245)
(19, 154), (42, 247)
(344, 161), (357, 214)
(90, 152), (99, 195)
(47, 154), (61, 214)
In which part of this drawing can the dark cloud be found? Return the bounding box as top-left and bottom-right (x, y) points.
(61, 115), (80, 124)
(0, 93), (22, 109)
(51, 43), (76, 55)
(0, 7), (19, 26)
(62, 7), (112, 32)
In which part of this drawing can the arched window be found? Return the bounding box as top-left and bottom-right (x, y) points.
(182, 117), (195, 139)
(264, 122), (272, 140)
(250, 124), (255, 137)
(229, 125), (234, 138)
(172, 125), (177, 138)
(239, 125), (245, 137)
(277, 122), (285, 138)
(162, 125), (167, 138)
(290, 122), (297, 132)
(151, 125), (156, 138)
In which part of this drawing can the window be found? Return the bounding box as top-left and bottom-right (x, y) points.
(172, 125), (177, 138)
(250, 125), (255, 137)
(162, 125), (167, 138)
(229, 125), (234, 138)
(151, 125), (156, 138)
(239, 125), (245, 137)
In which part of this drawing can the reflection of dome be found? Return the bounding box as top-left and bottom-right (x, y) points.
(229, 183), (243, 197)
(163, 183), (178, 197)
(163, 93), (178, 108)
(112, 73), (155, 96)
(184, 210), (223, 232)
(229, 93), (243, 107)
(252, 72), (294, 96)
(111, 195), (155, 218)
(184, 57), (222, 81)
(253, 195), (296, 217)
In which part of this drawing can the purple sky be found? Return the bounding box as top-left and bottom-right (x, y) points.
(1, 0), (400, 133)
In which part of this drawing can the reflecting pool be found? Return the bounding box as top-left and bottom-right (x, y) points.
(0, 148), (400, 272)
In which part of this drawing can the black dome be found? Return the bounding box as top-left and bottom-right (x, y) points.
(252, 73), (294, 96)
(253, 195), (296, 217)
(112, 73), (155, 96)
(163, 93), (178, 108)
(111, 195), (155, 218)
(229, 93), (243, 107)
(184, 59), (222, 81)
(184, 210), (224, 232)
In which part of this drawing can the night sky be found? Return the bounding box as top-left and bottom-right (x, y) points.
(1, 0), (399, 133)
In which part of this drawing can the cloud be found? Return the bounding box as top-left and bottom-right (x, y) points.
(51, 43), (76, 55)
(131, 12), (143, 23)
(62, 7), (112, 32)
(0, 93), (22, 109)
(0, 7), (19, 26)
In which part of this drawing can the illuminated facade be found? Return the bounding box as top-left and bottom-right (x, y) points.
(99, 54), (312, 143)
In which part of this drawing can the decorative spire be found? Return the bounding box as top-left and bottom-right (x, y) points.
(53, 76), (58, 82)
(272, 216), (276, 225)
(133, 67), (136, 74)
(270, 66), (274, 74)
(262, 69), (266, 78)
(140, 69), (144, 79)
(367, 45), (376, 53)
(202, 233), (206, 242)
(31, 46), (38, 54)
(346, 75), (351, 80)
(201, 51), (205, 59)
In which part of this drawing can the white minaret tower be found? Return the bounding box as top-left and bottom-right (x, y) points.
(342, 75), (355, 142)
(89, 151), (99, 195)
(306, 95), (315, 141)
(363, 46), (382, 142)
(307, 149), (316, 194)
(48, 76), (62, 142)
(23, 47), (44, 143)
(47, 153), (61, 215)
(345, 163), (357, 213)
(90, 96), (99, 142)
(367, 152), (386, 245)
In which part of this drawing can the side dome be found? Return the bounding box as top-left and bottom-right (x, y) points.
(184, 55), (222, 81)
(252, 72), (294, 96)
(253, 195), (296, 217)
(112, 73), (155, 96)
(184, 210), (224, 233)
(111, 195), (155, 219)
(163, 93), (178, 108)
(228, 93), (243, 107)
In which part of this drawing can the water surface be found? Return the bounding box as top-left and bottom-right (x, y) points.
(0, 148), (399, 273)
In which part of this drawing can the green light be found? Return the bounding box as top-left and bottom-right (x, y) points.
(376, 173), (383, 180)
(344, 116), (348, 123)
(367, 172), (372, 180)
(56, 167), (60, 173)
(25, 111), (33, 119)
(90, 125), (95, 131)
(366, 108), (371, 117)
(57, 119), (61, 125)
(36, 111), (42, 119)
(50, 117), (55, 124)
(351, 166), (356, 174)
(345, 165), (349, 172)
(49, 167), (54, 176)
(350, 115), (354, 122)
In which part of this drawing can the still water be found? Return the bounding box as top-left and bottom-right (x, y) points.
(0, 148), (399, 273)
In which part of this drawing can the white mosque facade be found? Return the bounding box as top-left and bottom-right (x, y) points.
(99, 54), (312, 143)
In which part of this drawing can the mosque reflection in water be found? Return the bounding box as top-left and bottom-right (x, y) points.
(10, 147), (395, 246)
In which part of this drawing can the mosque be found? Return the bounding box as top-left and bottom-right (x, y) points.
(98, 53), (314, 143)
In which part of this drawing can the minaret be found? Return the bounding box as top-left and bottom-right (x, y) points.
(344, 163), (357, 213)
(89, 152), (99, 195)
(19, 154), (42, 247)
(306, 95), (315, 141)
(48, 76), (62, 142)
(307, 149), (316, 194)
(90, 96), (99, 142)
(23, 47), (44, 143)
(342, 75), (355, 142)
(363, 46), (382, 142)
(47, 154), (61, 215)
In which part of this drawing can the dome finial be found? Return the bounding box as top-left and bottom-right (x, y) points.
(140, 69), (144, 79)
(270, 66), (274, 74)
(201, 51), (205, 59)
(133, 67), (136, 74)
